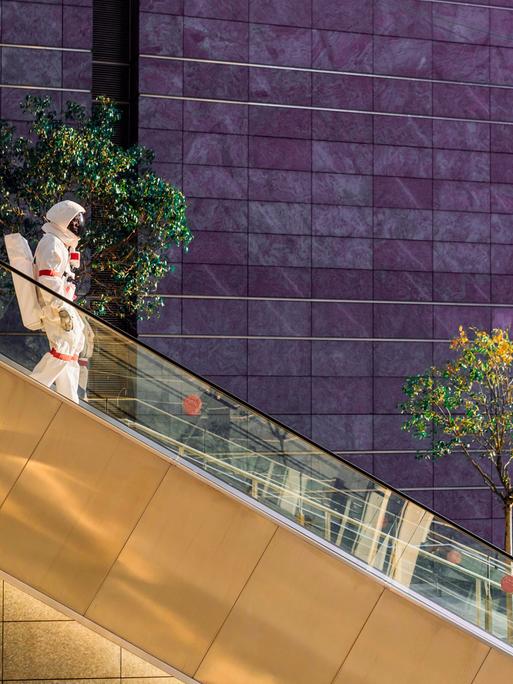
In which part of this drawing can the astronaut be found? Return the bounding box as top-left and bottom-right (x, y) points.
(30, 200), (86, 403)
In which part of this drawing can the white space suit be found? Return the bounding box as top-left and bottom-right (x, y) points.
(31, 200), (86, 403)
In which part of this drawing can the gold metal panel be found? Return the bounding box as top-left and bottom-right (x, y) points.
(122, 648), (170, 677)
(4, 581), (68, 622)
(334, 589), (489, 684)
(87, 466), (277, 675)
(472, 648), (513, 682)
(0, 365), (60, 504)
(0, 403), (168, 613)
(3, 621), (120, 680)
(121, 679), (180, 683)
(7, 681), (115, 684)
(197, 527), (384, 684)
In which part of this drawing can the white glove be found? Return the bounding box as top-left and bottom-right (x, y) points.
(59, 309), (74, 331)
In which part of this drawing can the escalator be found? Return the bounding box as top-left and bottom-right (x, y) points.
(1, 259), (513, 684)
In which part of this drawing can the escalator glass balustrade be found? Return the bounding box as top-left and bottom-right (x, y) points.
(0, 259), (512, 650)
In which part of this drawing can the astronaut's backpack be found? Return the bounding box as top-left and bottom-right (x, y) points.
(4, 233), (43, 331)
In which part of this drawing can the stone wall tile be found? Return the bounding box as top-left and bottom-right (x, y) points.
(184, 16), (247, 61)
(250, 24), (311, 68)
(312, 73), (373, 110)
(249, 201), (311, 235)
(182, 264), (247, 296)
(374, 303), (433, 338)
(249, 0), (311, 27)
(374, 78), (432, 116)
(250, 67), (311, 106)
(374, 115), (432, 148)
(374, 0), (432, 40)
(313, 30), (372, 72)
(248, 339), (311, 376)
(374, 36), (432, 78)
(373, 208), (432, 240)
(248, 299), (311, 336)
(312, 340), (373, 377)
(374, 145), (432, 179)
(434, 120), (490, 152)
(184, 100), (247, 134)
(313, 111), (373, 144)
(140, 57), (182, 95)
(312, 302), (372, 337)
(184, 0), (248, 21)
(312, 0), (373, 34)
(313, 206), (372, 238)
(434, 304), (491, 338)
(313, 141), (373, 175)
(311, 268), (373, 299)
(434, 83), (489, 120)
(312, 377), (373, 414)
(312, 414), (373, 452)
(433, 241), (490, 273)
(434, 273), (490, 303)
(434, 150), (490, 183)
(373, 270), (433, 301)
(2, 0), (61, 45)
(185, 131), (247, 166)
(141, 12), (183, 56)
(248, 266), (311, 298)
(313, 173), (372, 206)
(63, 5), (92, 49)
(249, 234), (311, 268)
(248, 376), (311, 413)
(433, 43), (490, 83)
(433, 211), (490, 242)
(312, 237), (372, 269)
(433, 3), (489, 44)
(250, 136), (311, 171)
(184, 61), (247, 100)
(374, 177), (432, 210)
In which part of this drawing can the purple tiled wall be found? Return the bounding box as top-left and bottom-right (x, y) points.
(2, 0), (512, 546)
(0, 0), (92, 131)
(136, 0), (513, 546)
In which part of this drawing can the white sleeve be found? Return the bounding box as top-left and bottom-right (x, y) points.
(35, 236), (68, 310)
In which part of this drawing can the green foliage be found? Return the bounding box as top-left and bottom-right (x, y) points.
(400, 327), (513, 506)
(0, 96), (192, 318)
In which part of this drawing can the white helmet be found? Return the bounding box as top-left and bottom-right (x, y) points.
(45, 200), (85, 239)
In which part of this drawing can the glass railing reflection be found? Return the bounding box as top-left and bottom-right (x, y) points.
(0, 259), (512, 648)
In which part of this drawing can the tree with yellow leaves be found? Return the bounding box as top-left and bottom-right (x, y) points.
(401, 327), (513, 556)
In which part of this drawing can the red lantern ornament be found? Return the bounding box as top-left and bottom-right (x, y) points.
(501, 575), (513, 593)
(446, 549), (462, 565)
(183, 394), (202, 416)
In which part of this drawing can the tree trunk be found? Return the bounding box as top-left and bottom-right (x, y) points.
(505, 502), (513, 643)
(506, 502), (513, 556)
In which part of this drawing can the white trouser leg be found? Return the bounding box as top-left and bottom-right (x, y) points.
(31, 308), (85, 404)
(31, 354), (80, 403)
(55, 362), (80, 403)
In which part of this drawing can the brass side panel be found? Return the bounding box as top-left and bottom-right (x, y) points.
(0, 366), (60, 504)
(197, 527), (384, 684)
(0, 403), (168, 613)
(3, 621), (120, 680)
(473, 648), (513, 682)
(122, 649), (173, 677)
(121, 679), (178, 683)
(87, 466), (277, 675)
(4, 582), (69, 622)
(334, 588), (489, 684)
(9, 681), (114, 684)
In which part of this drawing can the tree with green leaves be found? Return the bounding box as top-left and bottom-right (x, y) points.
(0, 95), (192, 319)
(401, 327), (513, 556)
